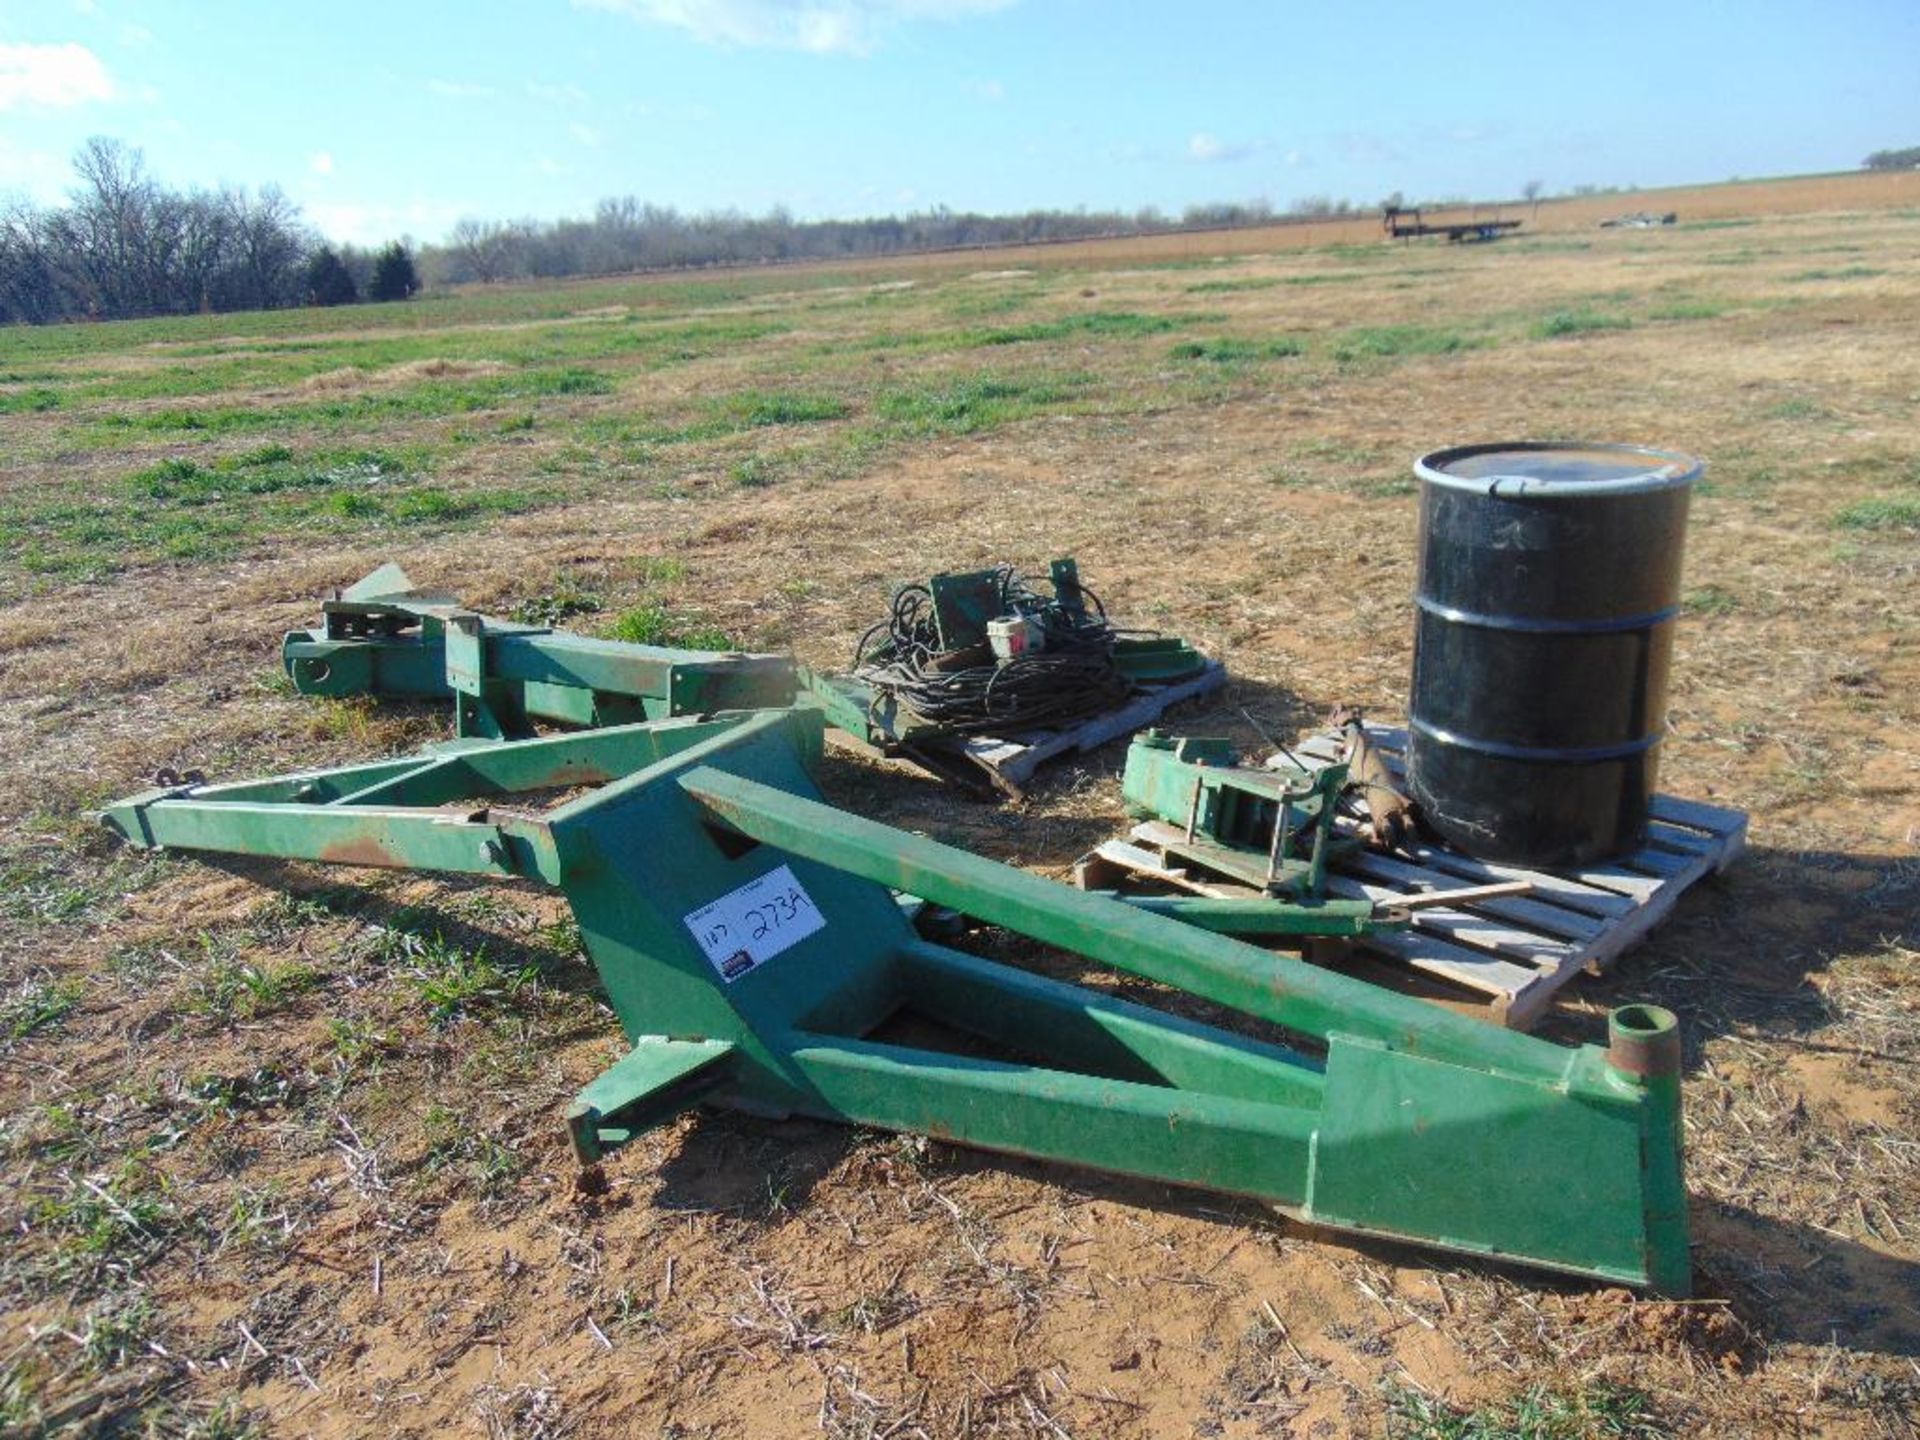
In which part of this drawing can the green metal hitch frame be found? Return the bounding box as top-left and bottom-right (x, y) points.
(100, 710), (1690, 1293)
(281, 563), (796, 740)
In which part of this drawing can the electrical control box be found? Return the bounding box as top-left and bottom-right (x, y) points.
(986, 615), (1041, 661)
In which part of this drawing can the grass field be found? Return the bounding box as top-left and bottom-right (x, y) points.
(2, 174), (1917, 1438)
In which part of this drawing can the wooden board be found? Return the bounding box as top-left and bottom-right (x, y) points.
(941, 662), (1228, 797)
(1078, 719), (1746, 1029)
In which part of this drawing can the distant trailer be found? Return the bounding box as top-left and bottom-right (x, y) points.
(1382, 206), (1523, 243)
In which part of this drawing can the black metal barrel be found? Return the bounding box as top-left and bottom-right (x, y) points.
(1407, 442), (1702, 866)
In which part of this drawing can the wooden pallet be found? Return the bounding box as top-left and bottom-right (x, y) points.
(936, 662), (1228, 798)
(1079, 720), (1746, 1029)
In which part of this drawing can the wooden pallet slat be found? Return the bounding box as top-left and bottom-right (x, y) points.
(955, 662), (1227, 795)
(1319, 874), (1579, 970)
(1340, 851), (1608, 941)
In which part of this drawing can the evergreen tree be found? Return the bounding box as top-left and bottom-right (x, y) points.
(303, 246), (357, 306)
(368, 241), (419, 301)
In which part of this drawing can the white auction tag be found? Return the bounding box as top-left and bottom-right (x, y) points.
(682, 864), (826, 983)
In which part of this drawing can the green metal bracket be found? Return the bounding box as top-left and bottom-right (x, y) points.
(1122, 731), (1355, 898)
(282, 563), (797, 739)
(99, 710), (1690, 1294)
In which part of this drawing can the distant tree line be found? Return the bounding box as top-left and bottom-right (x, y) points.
(1863, 146), (1920, 171)
(421, 196), (1362, 287)
(7, 134), (1463, 325)
(0, 138), (418, 325)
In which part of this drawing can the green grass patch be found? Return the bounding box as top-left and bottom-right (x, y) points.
(1384, 1379), (1667, 1438)
(1833, 498), (1920, 532)
(422, 1105), (524, 1198)
(1763, 397), (1830, 421)
(0, 386), (61, 414)
(940, 286), (1044, 320)
(1187, 273), (1370, 292)
(1332, 325), (1481, 361)
(34, 1162), (182, 1282)
(874, 372), (1088, 436)
(1531, 311), (1635, 340)
(975, 310), (1182, 344)
(187, 956), (323, 1024)
(731, 454), (781, 488)
(1185, 277), (1285, 293)
(604, 603), (734, 650)
(90, 364), (616, 436)
(1649, 300), (1727, 321)
(1171, 336), (1307, 362)
(2, 975), (84, 1044)
(1683, 584), (1741, 616)
(511, 578), (604, 627)
(360, 919), (540, 1025)
(1789, 266), (1885, 282)
(0, 838), (160, 928)
(716, 389), (851, 426)
(0, 445), (550, 585)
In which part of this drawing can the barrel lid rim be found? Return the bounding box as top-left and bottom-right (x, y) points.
(1414, 441), (1704, 497)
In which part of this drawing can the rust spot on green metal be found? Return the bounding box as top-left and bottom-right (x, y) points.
(318, 835), (402, 868)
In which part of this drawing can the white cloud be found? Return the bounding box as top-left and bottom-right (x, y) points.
(428, 78), (497, 99)
(1333, 132), (1395, 164)
(310, 150), (335, 176)
(527, 79), (589, 106)
(0, 134), (70, 203)
(573, 0), (1016, 56)
(0, 41), (115, 111)
(1189, 132), (1266, 164)
(306, 198), (465, 247)
(567, 121), (601, 147)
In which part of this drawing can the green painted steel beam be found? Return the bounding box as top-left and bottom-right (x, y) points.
(281, 563), (796, 737)
(676, 765), (1564, 1082)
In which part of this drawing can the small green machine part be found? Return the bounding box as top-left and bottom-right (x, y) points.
(101, 710), (1689, 1294)
(1122, 731), (1354, 896)
(282, 563), (796, 740)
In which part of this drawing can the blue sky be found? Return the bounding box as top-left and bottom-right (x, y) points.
(3, 1), (1916, 246)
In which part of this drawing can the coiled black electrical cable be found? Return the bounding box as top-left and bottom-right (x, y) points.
(851, 566), (1137, 733)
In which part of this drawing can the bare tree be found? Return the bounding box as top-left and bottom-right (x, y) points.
(1, 138), (333, 324)
(446, 217), (519, 283)
(1522, 179), (1545, 216)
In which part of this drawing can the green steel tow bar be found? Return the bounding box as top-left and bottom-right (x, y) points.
(101, 709), (1690, 1293)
